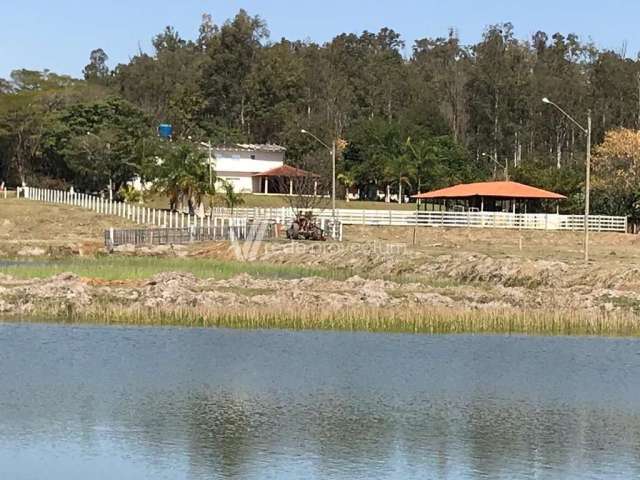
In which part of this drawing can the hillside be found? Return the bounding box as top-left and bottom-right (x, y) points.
(0, 198), (135, 256)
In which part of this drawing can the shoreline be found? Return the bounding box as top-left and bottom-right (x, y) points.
(3, 214), (640, 338)
(3, 304), (640, 337)
(2, 246), (640, 337)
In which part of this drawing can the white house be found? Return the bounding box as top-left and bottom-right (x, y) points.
(131, 142), (290, 194)
(206, 143), (286, 193)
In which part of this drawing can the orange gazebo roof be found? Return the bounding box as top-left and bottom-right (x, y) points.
(252, 165), (319, 178)
(412, 181), (566, 200)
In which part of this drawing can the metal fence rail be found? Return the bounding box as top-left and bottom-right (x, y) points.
(213, 207), (628, 233)
(105, 219), (277, 248)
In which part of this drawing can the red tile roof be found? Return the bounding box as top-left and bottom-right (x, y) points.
(252, 165), (319, 177)
(412, 181), (566, 200)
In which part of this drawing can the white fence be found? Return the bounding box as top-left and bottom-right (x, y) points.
(18, 187), (209, 229)
(13, 187), (343, 240)
(213, 206), (628, 233)
(11, 187), (628, 234)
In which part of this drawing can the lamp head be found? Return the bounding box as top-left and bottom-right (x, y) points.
(542, 97), (551, 104)
(300, 129), (308, 134)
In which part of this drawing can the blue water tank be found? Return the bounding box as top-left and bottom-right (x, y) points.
(158, 124), (173, 139)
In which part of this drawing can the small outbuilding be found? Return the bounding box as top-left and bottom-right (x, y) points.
(252, 165), (320, 195)
(412, 181), (566, 213)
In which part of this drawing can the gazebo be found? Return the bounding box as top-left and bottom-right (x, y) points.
(252, 165), (320, 195)
(412, 181), (566, 214)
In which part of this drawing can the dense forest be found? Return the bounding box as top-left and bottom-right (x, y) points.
(2, 10), (640, 218)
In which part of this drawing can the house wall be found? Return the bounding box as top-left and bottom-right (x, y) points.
(216, 171), (254, 193)
(213, 150), (283, 173)
(212, 149), (284, 193)
(129, 146), (285, 194)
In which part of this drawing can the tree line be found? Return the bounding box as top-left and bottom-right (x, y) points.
(2, 10), (640, 218)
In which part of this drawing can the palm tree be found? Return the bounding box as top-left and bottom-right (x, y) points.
(378, 148), (412, 204)
(219, 179), (244, 213)
(152, 142), (215, 213)
(405, 137), (436, 194)
(337, 172), (357, 201)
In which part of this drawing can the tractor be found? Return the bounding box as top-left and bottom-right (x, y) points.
(286, 212), (326, 241)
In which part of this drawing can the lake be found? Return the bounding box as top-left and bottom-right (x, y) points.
(1, 323), (639, 479)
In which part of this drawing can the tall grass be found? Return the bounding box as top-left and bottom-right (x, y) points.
(12, 304), (640, 337)
(0, 256), (347, 281)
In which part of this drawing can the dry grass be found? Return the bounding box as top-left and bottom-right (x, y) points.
(0, 198), (136, 256)
(11, 304), (640, 337)
(344, 225), (640, 264)
(0, 198), (135, 243)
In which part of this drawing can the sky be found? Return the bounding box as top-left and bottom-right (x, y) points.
(2, 0), (640, 79)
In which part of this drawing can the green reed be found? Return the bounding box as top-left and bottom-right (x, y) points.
(10, 304), (640, 337)
(0, 256), (346, 281)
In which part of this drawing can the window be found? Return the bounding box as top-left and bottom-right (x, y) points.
(250, 154), (256, 160)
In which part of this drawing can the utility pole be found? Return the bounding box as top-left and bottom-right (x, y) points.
(543, 98), (592, 263)
(106, 142), (112, 202)
(301, 129), (337, 226)
(331, 139), (336, 221)
(584, 111), (591, 263)
(200, 141), (214, 187)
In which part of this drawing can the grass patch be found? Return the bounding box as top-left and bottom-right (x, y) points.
(0, 256), (347, 282)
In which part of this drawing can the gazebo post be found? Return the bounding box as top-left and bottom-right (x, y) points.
(289, 179), (293, 196)
(481, 197), (484, 213)
(314, 181), (318, 196)
(265, 178), (269, 194)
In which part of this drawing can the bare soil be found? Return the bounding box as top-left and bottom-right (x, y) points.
(2, 243), (640, 318)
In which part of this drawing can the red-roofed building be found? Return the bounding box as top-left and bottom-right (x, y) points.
(412, 181), (566, 213)
(252, 165), (320, 195)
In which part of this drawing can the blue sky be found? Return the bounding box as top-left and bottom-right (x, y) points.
(2, 0), (639, 79)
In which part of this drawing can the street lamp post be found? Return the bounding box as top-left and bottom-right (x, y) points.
(300, 129), (336, 224)
(200, 141), (214, 187)
(542, 97), (592, 263)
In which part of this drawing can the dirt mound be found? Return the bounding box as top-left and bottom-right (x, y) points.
(0, 264), (638, 318)
(144, 271), (199, 287)
(2, 272), (91, 314)
(419, 254), (569, 287)
(17, 247), (47, 257)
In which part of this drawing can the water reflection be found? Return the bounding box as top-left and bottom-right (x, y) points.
(0, 324), (639, 479)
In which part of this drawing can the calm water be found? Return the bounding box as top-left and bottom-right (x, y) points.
(1, 324), (640, 479)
